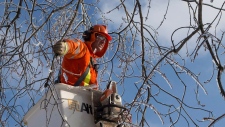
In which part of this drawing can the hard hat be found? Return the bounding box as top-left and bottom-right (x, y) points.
(82, 25), (112, 58)
(82, 25), (112, 42)
(91, 25), (112, 41)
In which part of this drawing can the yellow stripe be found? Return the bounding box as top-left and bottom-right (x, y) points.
(83, 70), (91, 86)
(74, 41), (80, 55)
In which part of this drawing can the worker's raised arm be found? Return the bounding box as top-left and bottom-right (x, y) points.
(53, 39), (87, 59)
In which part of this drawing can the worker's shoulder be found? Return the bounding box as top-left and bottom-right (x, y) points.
(63, 38), (84, 43)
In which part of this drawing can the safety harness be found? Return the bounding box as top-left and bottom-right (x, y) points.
(74, 64), (90, 86)
(56, 57), (98, 86)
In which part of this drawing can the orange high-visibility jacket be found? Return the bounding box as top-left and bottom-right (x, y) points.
(60, 39), (99, 87)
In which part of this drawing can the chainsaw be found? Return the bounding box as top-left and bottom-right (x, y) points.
(94, 81), (132, 127)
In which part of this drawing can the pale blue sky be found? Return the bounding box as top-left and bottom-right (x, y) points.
(1, 0), (225, 127)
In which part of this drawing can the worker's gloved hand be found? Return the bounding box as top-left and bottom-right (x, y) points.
(53, 41), (68, 56)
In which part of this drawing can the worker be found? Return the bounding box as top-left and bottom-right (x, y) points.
(53, 25), (112, 88)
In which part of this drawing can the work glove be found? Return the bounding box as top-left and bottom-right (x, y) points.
(53, 41), (68, 56)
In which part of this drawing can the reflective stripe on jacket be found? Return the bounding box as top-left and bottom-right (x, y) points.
(60, 39), (98, 87)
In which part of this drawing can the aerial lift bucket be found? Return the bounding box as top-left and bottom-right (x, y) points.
(23, 82), (132, 127)
(23, 83), (102, 127)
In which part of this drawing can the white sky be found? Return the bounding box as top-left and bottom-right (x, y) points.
(100, 0), (225, 57)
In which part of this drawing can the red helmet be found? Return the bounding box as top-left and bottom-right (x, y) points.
(83, 25), (112, 58)
(90, 25), (112, 41)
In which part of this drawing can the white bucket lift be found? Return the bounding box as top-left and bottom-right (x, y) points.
(23, 83), (102, 127)
(23, 82), (132, 127)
